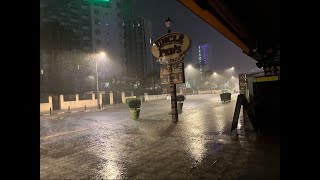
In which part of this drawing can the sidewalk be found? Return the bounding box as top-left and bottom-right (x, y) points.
(237, 135), (280, 180)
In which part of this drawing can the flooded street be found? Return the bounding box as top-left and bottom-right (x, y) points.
(40, 94), (278, 179)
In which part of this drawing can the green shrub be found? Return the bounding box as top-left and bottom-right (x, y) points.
(128, 98), (141, 110)
(177, 95), (185, 102)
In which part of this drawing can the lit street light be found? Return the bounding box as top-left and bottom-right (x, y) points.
(94, 51), (106, 109)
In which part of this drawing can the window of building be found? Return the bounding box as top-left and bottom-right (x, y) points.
(96, 39), (101, 45)
(95, 18), (100, 25)
(70, 18), (78, 23)
(95, 29), (101, 35)
(83, 36), (90, 40)
(94, 9), (99, 15)
(82, 26), (89, 30)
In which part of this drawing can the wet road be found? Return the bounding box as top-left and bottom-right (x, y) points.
(40, 94), (279, 180)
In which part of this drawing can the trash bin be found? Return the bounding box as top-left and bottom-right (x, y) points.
(220, 93), (231, 102)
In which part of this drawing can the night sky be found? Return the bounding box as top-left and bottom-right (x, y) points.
(133, 0), (258, 73)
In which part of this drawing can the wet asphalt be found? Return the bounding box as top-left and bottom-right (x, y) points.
(40, 94), (279, 180)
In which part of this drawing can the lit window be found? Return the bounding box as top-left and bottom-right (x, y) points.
(138, 23), (140, 26)
(40, 70), (44, 74)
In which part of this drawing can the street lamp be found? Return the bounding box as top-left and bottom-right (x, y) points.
(164, 17), (173, 33)
(95, 51), (106, 109)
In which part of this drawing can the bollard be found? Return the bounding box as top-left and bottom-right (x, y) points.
(50, 107), (51, 115)
(84, 105), (86, 111)
(68, 106), (70, 113)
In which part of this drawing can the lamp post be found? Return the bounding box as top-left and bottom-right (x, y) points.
(164, 17), (178, 122)
(165, 17), (172, 33)
(95, 51), (105, 109)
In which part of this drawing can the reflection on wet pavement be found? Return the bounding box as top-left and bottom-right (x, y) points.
(40, 94), (279, 180)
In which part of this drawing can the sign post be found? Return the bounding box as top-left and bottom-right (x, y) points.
(151, 28), (190, 122)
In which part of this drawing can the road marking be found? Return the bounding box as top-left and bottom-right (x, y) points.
(40, 114), (50, 116)
(40, 145), (50, 149)
(40, 128), (90, 140)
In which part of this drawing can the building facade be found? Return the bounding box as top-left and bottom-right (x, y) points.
(40, 0), (158, 95)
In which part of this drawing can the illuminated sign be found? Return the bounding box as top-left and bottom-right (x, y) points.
(256, 76), (279, 82)
(151, 32), (190, 65)
(160, 63), (185, 84)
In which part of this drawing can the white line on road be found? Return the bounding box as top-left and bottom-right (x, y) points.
(40, 128), (90, 140)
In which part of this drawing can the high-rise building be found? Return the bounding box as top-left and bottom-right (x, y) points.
(195, 42), (209, 81)
(41, 0), (157, 94)
(122, 16), (153, 79)
(40, 0), (126, 94)
(41, 0), (124, 72)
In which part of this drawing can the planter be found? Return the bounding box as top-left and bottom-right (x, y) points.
(130, 109), (140, 120)
(177, 102), (183, 113)
(220, 93), (231, 102)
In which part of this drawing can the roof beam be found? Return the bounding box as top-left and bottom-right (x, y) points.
(177, 0), (250, 54)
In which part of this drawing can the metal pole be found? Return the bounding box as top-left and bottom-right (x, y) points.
(167, 28), (178, 122)
(170, 82), (178, 122)
(210, 76), (212, 92)
(96, 60), (100, 109)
